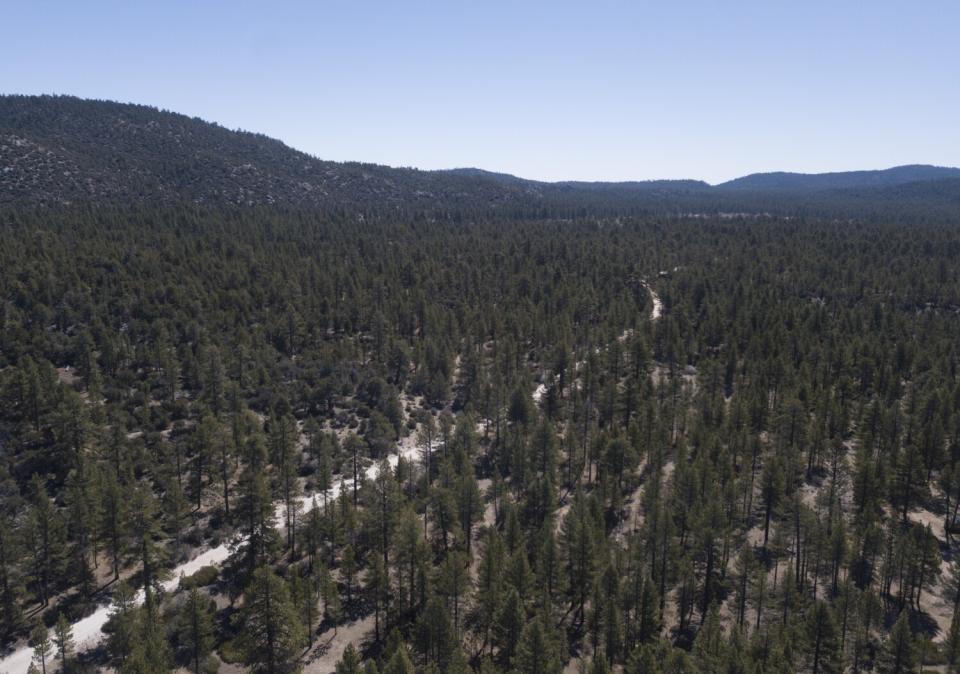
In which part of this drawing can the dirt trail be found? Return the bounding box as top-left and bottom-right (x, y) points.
(0, 434), (422, 674)
(302, 616), (376, 674)
(645, 282), (663, 321)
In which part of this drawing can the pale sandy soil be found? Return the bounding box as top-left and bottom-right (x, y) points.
(650, 364), (695, 390)
(0, 541), (233, 674)
(907, 505), (956, 642)
(302, 616), (375, 674)
(799, 481), (820, 509)
(616, 281), (662, 344)
(617, 481), (646, 540)
(662, 459), (676, 483)
(0, 426), (421, 674)
(554, 500), (573, 535)
(478, 478), (496, 529)
(56, 365), (79, 386)
(644, 282), (663, 321)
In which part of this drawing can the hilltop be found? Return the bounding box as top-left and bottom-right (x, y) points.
(717, 164), (960, 191)
(3, 95), (960, 219)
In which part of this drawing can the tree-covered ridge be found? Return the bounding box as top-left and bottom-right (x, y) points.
(4, 95), (960, 222)
(716, 165), (960, 191)
(0, 95), (548, 210)
(1, 205), (960, 673)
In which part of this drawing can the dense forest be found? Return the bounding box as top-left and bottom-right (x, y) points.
(1, 196), (960, 674)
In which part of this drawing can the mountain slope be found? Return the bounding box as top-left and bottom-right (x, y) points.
(0, 95), (546, 209)
(2, 95), (959, 218)
(717, 164), (960, 191)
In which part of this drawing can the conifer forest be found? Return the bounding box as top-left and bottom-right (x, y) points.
(3, 98), (960, 674)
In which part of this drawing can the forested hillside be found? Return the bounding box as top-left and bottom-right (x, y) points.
(4, 96), (960, 223)
(716, 165), (960, 192)
(2, 197), (960, 674)
(0, 96), (546, 211)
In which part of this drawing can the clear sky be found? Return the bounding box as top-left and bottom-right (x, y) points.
(3, 1), (958, 183)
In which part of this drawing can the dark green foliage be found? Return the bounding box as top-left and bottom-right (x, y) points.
(876, 612), (916, 674)
(1, 175), (960, 674)
(240, 567), (305, 674)
(514, 614), (564, 674)
(4, 96), (960, 220)
(177, 587), (216, 674)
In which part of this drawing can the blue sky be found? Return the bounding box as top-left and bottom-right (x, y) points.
(3, 1), (958, 183)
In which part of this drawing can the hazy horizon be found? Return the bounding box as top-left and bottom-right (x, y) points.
(4, 1), (958, 183)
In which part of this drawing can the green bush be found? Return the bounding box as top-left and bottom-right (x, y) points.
(219, 638), (244, 664)
(179, 565), (219, 590)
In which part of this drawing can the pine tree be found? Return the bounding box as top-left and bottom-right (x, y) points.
(129, 483), (169, 603)
(178, 587), (215, 674)
(625, 643), (659, 674)
(456, 468), (483, 556)
(436, 551), (470, 639)
(394, 506), (426, 615)
(239, 434), (278, 575)
(29, 623), (51, 674)
(506, 549), (535, 603)
(877, 611), (915, 674)
(270, 409), (302, 551)
(733, 544), (756, 628)
(417, 410), (438, 484)
(346, 433), (366, 508)
(693, 603), (724, 671)
(290, 569), (318, 647)
(562, 488), (598, 623)
(106, 581), (137, 668)
(26, 474), (66, 607)
(366, 553), (389, 643)
(603, 594), (624, 665)
(635, 574), (660, 646)
(240, 566), (305, 674)
(589, 655), (612, 674)
(430, 464), (461, 552)
(947, 605), (960, 671)
(513, 614), (563, 674)
(805, 600), (842, 674)
(191, 415), (218, 511)
(100, 469), (128, 581)
(125, 594), (173, 674)
(202, 346), (226, 417)
(335, 643), (362, 674)
(163, 473), (190, 558)
(53, 613), (73, 673)
(218, 417), (234, 519)
(474, 528), (506, 654)
(382, 646), (416, 674)
(892, 442), (927, 522)
(342, 543), (358, 608)
(724, 625), (752, 674)
(760, 458), (785, 550)
(365, 458), (399, 572)
(321, 563), (343, 633)
(911, 523), (941, 611)
(315, 432), (334, 510)
(0, 520), (23, 639)
(495, 587), (524, 663)
(416, 595), (455, 667)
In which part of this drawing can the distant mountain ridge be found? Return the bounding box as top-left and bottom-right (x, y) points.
(442, 167), (710, 191)
(1, 94), (958, 216)
(717, 164), (960, 191)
